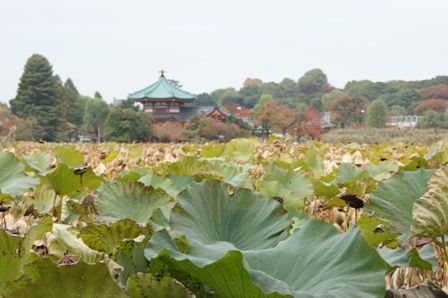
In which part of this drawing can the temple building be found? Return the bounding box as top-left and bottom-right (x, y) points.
(128, 72), (232, 122)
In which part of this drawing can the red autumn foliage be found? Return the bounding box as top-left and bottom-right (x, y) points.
(152, 120), (185, 142)
(414, 99), (448, 115)
(419, 84), (448, 100)
(295, 107), (323, 139)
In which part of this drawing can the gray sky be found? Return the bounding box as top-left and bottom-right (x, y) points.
(1, 0), (447, 103)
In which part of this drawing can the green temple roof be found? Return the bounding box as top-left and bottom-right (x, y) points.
(128, 73), (197, 101)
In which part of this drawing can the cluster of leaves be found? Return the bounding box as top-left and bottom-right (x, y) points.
(2, 140), (448, 296)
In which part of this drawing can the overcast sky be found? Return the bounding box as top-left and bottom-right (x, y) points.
(1, 0), (447, 103)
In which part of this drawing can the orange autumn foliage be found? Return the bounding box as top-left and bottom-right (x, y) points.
(295, 107), (323, 139)
(252, 100), (296, 134)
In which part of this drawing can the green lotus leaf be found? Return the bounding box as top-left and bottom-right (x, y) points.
(35, 186), (57, 215)
(0, 152), (39, 197)
(201, 143), (225, 158)
(49, 224), (105, 264)
(357, 215), (399, 246)
(338, 163), (367, 184)
(303, 149), (324, 178)
(412, 167), (448, 238)
(5, 258), (126, 298)
(55, 146), (84, 168)
(365, 160), (399, 181)
(377, 245), (437, 270)
(127, 273), (194, 298)
(258, 163), (313, 210)
(79, 219), (144, 254)
(118, 167), (152, 182)
(0, 230), (23, 290)
(146, 220), (388, 298)
(203, 159), (254, 189)
(22, 215), (53, 265)
(146, 230), (281, 297)
(171, 180), (290, 249)
(0, 217), (53, 291)
(243, 220), (388, 298)
(139, 170), (183, 197)
(46, 164), (103, 196)
(95, 180), (171, 224)
(114, 238), (149, 287)
(221, 138), (259, 162)
(365, 169), (435, 235)
(155, 156), (206, 176)
(23, 151), (52, 174)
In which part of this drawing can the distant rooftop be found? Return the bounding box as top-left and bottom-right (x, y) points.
(128, 72), (197, 101)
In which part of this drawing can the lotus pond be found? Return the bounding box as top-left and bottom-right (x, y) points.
(1, 139), (448, 297)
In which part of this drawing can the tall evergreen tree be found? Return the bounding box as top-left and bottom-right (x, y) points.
(10, 54), (63, 141)
(63, 78), (84, 127)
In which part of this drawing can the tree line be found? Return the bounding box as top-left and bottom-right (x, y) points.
(2, 54), (448, 143)
(197, 69), (448, 129)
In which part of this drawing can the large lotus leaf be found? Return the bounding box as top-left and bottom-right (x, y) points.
(79, 219), (144, 254)
(23, 151), (52, 174)
(365, 169), (435, 235)
(172, 180), (290, 249)
(243, 220), (388, 298)
(221, 138), (259, 162)
(146, 220), (388, 298)
(146, 230), (284, 298)
(412, 167), (448, 238)
(127, 273), (194, 298)
(377, 245), (437, 270)
(95, 180), (171, 224)
(46, 164), (103, 196)
(258, 163), (313, 209)
(0, 152), (39, 197)
(5, 258), (126, 297)
(49, 224), (105, 264)
(55, 146), (84, 168)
